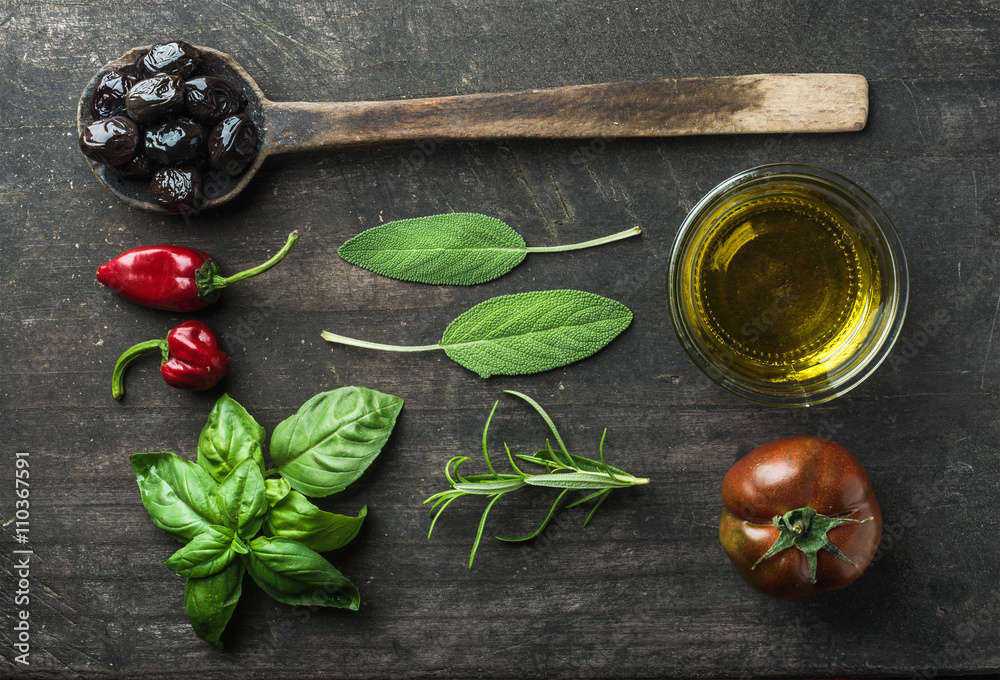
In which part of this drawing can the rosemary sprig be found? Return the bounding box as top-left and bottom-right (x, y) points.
(424, 390), (649, 568)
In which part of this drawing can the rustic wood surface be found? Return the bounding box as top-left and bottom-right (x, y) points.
(2, 1), (999, 678)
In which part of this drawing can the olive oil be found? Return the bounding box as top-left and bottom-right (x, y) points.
(691, 192), (879, 382)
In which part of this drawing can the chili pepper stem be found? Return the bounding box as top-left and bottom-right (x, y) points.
(112, 339), (169, 400)
(524, 226), (641, 253)
(208, 230), (300, 290)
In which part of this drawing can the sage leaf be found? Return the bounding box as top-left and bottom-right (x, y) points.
(265, 477), (292, 507)
(265, 492), (367, 552)
(441, 290), (632, 377)
(215, 458), (268, 539)
(339, 213), (524, 285)
(338, 212), (640, 286)
(185, 560), (244, 649)
(131, 452), (223, 543)
(245, 536), (360, 609)
(166, 525), (237, 578)
(322, 289), (633, 378)
(270, 386), (403, 498)
(197, 394), (266, 483)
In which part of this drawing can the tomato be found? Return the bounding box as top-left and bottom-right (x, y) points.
(718, 436), (882, 598)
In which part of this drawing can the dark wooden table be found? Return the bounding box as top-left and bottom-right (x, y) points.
(3, 2), (999, 677)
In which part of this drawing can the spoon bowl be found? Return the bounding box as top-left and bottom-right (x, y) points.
(79, 44), (870, 214)
(78, 45), (268, 213)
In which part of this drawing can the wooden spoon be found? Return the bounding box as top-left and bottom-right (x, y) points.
(77, 44), (868, 214)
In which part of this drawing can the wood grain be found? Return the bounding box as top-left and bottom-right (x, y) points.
(265, 74), (868, 152)
(2, 1), (999, 678)
(79, 53), (866, 215)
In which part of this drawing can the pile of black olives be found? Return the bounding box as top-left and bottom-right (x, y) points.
(79, 41), (258, 212)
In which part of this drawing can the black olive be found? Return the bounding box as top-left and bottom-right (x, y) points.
(125, 74), (185, 124)
(79, 116), (139, 166)
(150, 166), (202, 212)
(90, 70), (140, 120)
(185, 76), (242, 124)
(140, 41), (201, 79)
(111, 154), (161, 179)
(144, 117), (204, 165)
(208, 113), (258, 176)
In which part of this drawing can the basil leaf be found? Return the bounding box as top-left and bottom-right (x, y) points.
(440, 290), (633, 378)
(264, 492), (367, 552)
(271, 387), (403, 498)
(131, 452), (222, 543)
(215, 458), (268, 539)
(166, 525), (237, 578)
(265, 477), (292, 507)
(338, 213), (526, 285)
(245, 536), (359, 609)
(184, 559), (244, 649)
(197, 394), (266, 483)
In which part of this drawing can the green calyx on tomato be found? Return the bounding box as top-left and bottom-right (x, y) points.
(753, 506), (873, 584)
(719, 436), (882, 599)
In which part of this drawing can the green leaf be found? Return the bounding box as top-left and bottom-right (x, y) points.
(245, 536), (360, 609)
(322, 290), (633, 378)
(265, 477), (292, 506)
(496, 489), (571, 542)
(582, 489), (611, 526)
(215, 458), (268, 539)
(468, 494), (504, 568)
(452, 477), (527, 494)
(264, 492), (367, 552)
(131, 452), (223, 543)
(441, 290), (633, 378)
(338, 213), (526, 286)
(527, 449), (630, 478)
(423, 392), (649, 568)
(337, 213), (642, 286)
(184, 559), (244, 649)
(523, 471), (637, 489)
(504, 390), (570, 459)
(271, 386), (404, 498)
(197, 394), (266, 483)
(166, 525), (237, 578)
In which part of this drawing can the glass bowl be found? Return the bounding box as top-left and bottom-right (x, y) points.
(667, 164), (908, 407)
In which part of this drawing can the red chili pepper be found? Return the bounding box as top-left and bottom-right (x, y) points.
(97, 231), (298, 312)
(112, 320), (229, 399)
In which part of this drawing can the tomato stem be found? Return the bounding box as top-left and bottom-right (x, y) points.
(752, 506), (872, 583)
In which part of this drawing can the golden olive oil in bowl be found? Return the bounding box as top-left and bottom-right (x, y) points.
(668, 165), (907, 406)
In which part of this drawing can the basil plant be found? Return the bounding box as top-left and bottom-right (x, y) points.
(130, 387), (403, 647)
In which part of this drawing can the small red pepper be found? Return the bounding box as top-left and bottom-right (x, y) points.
(112, 320), (229, 399)
(96, 231), (298, 312)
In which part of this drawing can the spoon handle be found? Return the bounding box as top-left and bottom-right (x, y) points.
(263, 73), (867, 153)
